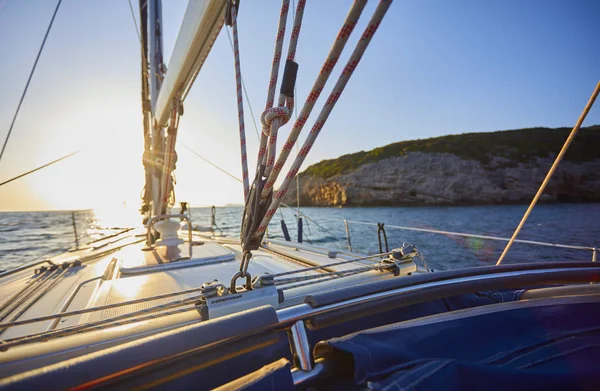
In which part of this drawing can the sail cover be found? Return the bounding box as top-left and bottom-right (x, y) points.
(320, 297), (600, 390)
(154, 0), (226, 127)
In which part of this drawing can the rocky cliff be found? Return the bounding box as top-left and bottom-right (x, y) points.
(283, 126), (600, 206)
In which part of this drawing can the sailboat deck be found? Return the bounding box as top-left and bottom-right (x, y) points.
(0, 228), (413, 347)
(0, 228), (599, 384)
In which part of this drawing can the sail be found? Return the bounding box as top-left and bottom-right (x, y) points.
(153, 0), (226, 127)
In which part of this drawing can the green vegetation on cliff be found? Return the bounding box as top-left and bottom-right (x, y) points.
(302, 126), (600, 179)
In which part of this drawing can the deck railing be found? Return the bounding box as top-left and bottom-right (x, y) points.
(313, 216), (597, 263)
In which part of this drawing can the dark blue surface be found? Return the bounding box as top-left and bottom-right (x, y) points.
(4, 290), (597, 391)
(325, 299), (600, 390)
(214, 358), (294, 391)
(308, 289), (524, 342)
(0, 306), (282, 391)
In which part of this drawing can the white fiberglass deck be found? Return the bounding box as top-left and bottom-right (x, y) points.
(0, 227), (418, 371)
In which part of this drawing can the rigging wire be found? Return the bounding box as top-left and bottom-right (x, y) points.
(127, 0), (152, 78)
(0, 0), (63, 166)
(496, 81), (600, 265)
(0, 150), (80, 188)
(127, 0), (143, 43)
(177, 141), (241, 183)
(177, 141), (337, 239)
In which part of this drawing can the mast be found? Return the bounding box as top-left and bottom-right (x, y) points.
(139, 0), (153, 222)
(141, 0), (226, 228)
(148, 0), (166, 218)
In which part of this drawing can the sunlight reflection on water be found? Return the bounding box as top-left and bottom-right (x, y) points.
(90, 203), (143, 231)
(1, 204), (599, 272)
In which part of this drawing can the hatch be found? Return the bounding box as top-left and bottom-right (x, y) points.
(120, 242), (236, 275)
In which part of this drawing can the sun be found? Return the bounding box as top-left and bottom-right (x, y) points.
(24, 95), (146, 214)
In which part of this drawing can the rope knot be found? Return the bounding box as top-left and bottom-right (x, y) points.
(260, 106), (291, 134)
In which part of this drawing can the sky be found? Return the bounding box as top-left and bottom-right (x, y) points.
(0, 0), (598, 212)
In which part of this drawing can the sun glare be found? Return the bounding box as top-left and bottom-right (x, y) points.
(92, 201), (142, 229)
(25, 97), (146, 213)
(112, 275), (149, 300)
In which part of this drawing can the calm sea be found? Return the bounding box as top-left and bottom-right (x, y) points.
(1, 204), (598, 272)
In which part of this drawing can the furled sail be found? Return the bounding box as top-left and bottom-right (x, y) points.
(153, 0), (227, 127)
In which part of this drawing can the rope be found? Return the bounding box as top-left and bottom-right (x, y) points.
(260, 0), (366, 198)
(0, 302), (198, 351)
(225, 28), (261, 141)
(496, 81), (600, 265)
(255, 0), (291, 175)
(0, 150), (80, 187)
(230, 4), (250, 199)
(292, 0), (302, 219)
(277, 262), (395, 290)
(239, 0), (302, 254)
(0, 285), (212, 331)
(6, 267), (69, 324)
(279, 273), (356, 291)
(159, 101), (181, 210)
(0, 0), (62, 165)
(0, 268), (59, 323)
(267, 251), (392, 278)
(23, 241), (76, 264)
(239, 1), (370, 253)
(0, 270), (52, 317)
(262, 0), (305, 178)
(256, 0), (393, 237)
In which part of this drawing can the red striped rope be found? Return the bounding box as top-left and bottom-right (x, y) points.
(257, 0), (291, 169)
(231, 5), (250, 199)
(255, 0), (393, 237)
(263, 0), (307, 178)
(261, 0), (367, 197)
(160, 101), (181, 210)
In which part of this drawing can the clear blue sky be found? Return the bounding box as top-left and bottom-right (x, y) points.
(0, 0), (598, 211)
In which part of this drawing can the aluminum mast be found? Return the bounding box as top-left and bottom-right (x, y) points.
(147, 0), (166, 218)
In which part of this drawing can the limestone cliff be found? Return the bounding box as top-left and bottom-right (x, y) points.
(282, 126), (600, 206)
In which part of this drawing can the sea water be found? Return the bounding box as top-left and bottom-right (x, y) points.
(1, 204), (598, 272)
